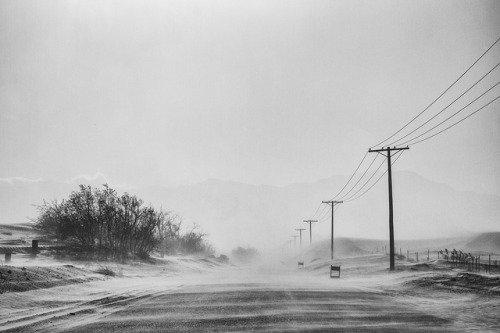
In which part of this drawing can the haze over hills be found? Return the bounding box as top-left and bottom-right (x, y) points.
(0, 170), (499, 253)
(294, 233), (500, 263)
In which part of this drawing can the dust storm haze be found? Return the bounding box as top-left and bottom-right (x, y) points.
(1, 1), (500, 332)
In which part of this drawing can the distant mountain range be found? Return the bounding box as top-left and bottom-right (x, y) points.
(1, 171), (499, 253)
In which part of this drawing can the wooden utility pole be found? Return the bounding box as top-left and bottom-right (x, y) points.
(368, 146), (409, 271)
(295, 228), (306, 249)
(303, 220), (318, 245)
(322, 200), (343, 260)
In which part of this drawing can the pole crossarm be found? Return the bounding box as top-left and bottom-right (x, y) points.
(322, 200), (343, 205)
(368, 146), (409, 156)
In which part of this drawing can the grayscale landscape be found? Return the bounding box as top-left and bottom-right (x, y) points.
(1, 1), (499, 332)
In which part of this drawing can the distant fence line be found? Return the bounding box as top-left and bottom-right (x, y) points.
(371, 246), (500, 273)
(437, 249), (498, 273)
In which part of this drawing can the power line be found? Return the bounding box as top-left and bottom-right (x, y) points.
(309, 202), (324, 220)
(330, 151), (369, 200)
(341, 156), (387, 202)
(312, 202), (329, 220)
(316, 205), (331, 222)
(370, 35), (500, 149)
(408, 94), (500, 146)
(334, 154), (380, 200)
(306, 39), (500, 229)
(345, 150), (405, 203)
(387, 61), (500, 147)
(402, 81), (500, 146)
(308, 151), (371, 222)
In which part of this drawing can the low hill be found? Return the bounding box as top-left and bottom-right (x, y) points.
(298, 238), (370, 261)
(290, 232), (500, 263)
(463, 232), (500, 254)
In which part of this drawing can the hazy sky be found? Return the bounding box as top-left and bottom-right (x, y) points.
(1, 0), (499, 196)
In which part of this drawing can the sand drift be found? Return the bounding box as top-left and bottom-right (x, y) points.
(1, 254), (500, 332)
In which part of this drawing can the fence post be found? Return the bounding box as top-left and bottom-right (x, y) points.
(5, 253), (11, 263)
(427, 249), (429, 261)
(479, 255), (481, 273)
(407, 250), (409, 262)
(416, 252), (419, 263)
(31, 240), (39, 258)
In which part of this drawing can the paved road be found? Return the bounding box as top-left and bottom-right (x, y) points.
(4, 262), (493, 332)
(51, 264), (455, 333)
(64, 283), (452, 332)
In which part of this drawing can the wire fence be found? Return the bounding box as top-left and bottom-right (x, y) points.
(371, 246), (500, 274)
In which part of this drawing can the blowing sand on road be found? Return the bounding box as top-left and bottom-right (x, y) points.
(2, 247), (500, 333)
(2, 1), (500, 331)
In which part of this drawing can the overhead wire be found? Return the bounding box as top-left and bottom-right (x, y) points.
(309, 202), (324, 220)
(331, 154), (380, 201)
(317, 204), (342, 228)
(407, 94), (500, 146)
(387, 61), (500, 147)
(330, 151), (369, 200)
(370, 35), (500, 149)
(316, 204), (331, 221)
(304, 36), (500, 223)
(345, 150), (405, 203)
(340, 155), (388, 202)
(401, 81), (500, 146)
(307, 152), (370, 220)
(314, 203), (329, 221)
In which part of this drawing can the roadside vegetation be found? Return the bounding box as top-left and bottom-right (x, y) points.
(33, 184), (213, 260)
(231, 246), (260, 263)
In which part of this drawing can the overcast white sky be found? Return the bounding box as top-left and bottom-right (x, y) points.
(1, 0), (499, 196)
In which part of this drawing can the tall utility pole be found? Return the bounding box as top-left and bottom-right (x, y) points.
(322, 200), (343, 261)
(295, 228), (306, 249)
(303, 220), (318, 245)
(369, 146), (409, 271)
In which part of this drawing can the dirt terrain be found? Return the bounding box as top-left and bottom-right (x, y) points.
(1, 224), (500, 332)
(1, 255), (499, 332)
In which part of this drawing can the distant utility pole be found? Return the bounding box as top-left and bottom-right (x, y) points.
(322, 200), (343, 261)
(369, 146), (409, 271)
(303, 220), (318, 245)
(295, 228), (306, 249)
(292, 235), (299, 250)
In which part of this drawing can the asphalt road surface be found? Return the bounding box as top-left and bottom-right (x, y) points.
(64, 283), (452, 332)
(2, 259), (497, 332)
